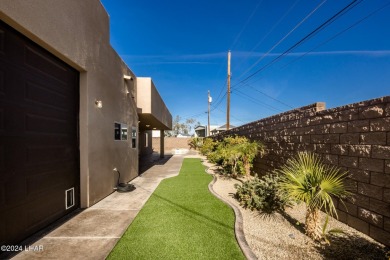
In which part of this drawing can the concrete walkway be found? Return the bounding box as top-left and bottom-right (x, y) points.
(11, 154), (186, 260)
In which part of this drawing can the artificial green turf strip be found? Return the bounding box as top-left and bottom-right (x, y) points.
(108, 158), (245, 260)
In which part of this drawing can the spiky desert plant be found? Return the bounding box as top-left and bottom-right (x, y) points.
(278, 152), (350, 240)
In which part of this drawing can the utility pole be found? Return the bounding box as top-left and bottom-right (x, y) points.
(227, 50), (231, 130)
(207, 90), (212, 136)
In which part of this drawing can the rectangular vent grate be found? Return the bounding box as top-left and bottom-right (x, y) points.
(65, 187), (75, 209)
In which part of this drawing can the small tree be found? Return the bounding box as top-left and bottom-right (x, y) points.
(169, 115), (200, 136)
(221, 145), (244, 177)
(237, 141), (264, 175)
(209, 136), (264, 177)
(278, 152), (350, 240)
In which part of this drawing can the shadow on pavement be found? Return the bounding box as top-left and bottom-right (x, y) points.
(139, 152), (173, 174)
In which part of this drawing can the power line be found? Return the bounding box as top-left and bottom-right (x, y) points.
(237, 0), (328, 80)
(212, 78), (227, 110)
(233, 89), (284, 112)
(233, 0), (363, 89)
(214, 106), (247, 125)
(182, 0), (385, 128)
(229, 0), (388, 119)
(232, 0), (301, 75)
(281, 0), (390, 69)
(230, 0), (264, 50)
(246, 83), (295, 109)
(181, 111), (207, 120)
(216, 0), (389, 118)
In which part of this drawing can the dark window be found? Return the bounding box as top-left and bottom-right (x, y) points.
(132, 127), (137, 148)
(114, 123), (121, 140)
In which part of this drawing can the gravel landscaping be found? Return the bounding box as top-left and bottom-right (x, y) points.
(209, 168), (389, 260)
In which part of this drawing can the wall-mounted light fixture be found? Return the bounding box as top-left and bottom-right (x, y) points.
(123, 75), (133, 81)
(146, 124), (150, 128)
(95, 100), (103, 108)
(153, 128), (156, 130)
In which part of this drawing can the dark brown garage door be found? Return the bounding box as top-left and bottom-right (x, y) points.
(0, 20), (80, 245)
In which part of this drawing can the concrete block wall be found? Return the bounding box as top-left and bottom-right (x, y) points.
(152, 137), (191, 153)
(215, 96), (390, 246)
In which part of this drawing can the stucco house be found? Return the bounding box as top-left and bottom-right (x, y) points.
(0, 0), (172, 246)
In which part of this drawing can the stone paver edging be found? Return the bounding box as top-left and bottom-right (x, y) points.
(200, 158), (257, 260)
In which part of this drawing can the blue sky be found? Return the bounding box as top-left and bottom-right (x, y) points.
(101, 0), (390, 127)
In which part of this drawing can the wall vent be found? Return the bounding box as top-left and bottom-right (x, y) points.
(65, 187), (75, 209)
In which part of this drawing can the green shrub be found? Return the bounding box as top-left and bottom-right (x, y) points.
(234, 174), (290, 213)
(199, 138), (217, 156)
(188, 137), (203, 150)
(200, 136), (265, 177)
(214, 136), (264, 177)
(207, 146), (224, 165)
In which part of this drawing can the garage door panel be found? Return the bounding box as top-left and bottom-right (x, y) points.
(4, 176), (27, 205)
(0, 144), (4, 173)
(25, 46), (71, 85)
(0, 67), (74, 115)
(26, 145), (74, 166)
(3, 105), (25, 135)
(3, 206), (28, 244)
(2, 137), (77, 169)
(1, 103), (75, 137)
(2, 105), (75, 137)
(1, 139), (25, 172)
(0, 107), (4, 131)
(0, 68), (78, 120)
(2, 28), (27, 65)
(25, 161), (79, 188)
(25, 189), (71, 232)
(0, 69), (4, 95)
(0, 20), (79, 245)
(0, 181), (4, 205)
(26, 171), (65, 196)
(25, 81), (70, 112)
(25, 113), (71, 135)
(0, 66), (20, 102)
(0, 29), (4, 54)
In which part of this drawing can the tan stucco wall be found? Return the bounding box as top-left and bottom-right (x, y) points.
(152, 137), (191, 153)
(137, 77), (172, 130)
(0, 0), (139, 207)
(137, 78), (152, 114)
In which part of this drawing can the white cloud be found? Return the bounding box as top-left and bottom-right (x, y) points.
(234, 50), (390, 58)
(120, 50), (390, 66)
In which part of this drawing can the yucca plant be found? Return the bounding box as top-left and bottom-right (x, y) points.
(278, 152), (350, 240)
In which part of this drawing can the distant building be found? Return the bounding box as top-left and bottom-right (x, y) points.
(194, 125), (218, 137)
(194, 125), (206, 137)
(210, 124), (236, 135)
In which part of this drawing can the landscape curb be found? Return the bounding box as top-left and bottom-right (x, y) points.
(201, 160), (257, 260)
